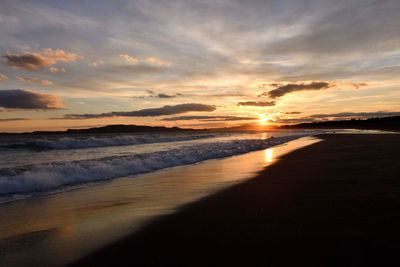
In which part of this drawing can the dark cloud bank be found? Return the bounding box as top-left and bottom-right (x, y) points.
(0, 89), (62, 110)
(3, 54), (47, 70)
(261, 82), (331, 98)
(311, 112), (400, 119)
(63, 103), (216, 119)
(276, 111), (400, 124)
(0, 118), (30, 122)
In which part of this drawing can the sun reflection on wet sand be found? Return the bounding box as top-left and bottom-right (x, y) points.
(265, 148), (274, 163)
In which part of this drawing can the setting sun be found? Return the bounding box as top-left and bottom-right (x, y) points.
(259, 116), (268, 126)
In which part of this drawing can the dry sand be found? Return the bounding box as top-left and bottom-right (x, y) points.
(72, 134), (400, 266)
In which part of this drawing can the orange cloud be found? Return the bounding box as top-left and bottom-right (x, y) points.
(88, 60), (104, 67)
(119, 54), (139, 63)
(0, 73), (8, 81)
(119, 54), (171, 67)
(16, 76), (53, 85)
(3, 48), (77, 70)
(49, 67), (66, 73)
(145, 57), (171, 67)
(329, 81), (367, 90)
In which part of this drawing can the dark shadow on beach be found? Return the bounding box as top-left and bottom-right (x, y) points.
(72, 134), (400, 266)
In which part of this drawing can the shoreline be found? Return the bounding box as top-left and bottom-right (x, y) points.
(73, 134), (400, 266)
(0, 136), (319, 266)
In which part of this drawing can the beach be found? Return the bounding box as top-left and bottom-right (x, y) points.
(73, 134), (400, 266)
(0, 133), (319, 266)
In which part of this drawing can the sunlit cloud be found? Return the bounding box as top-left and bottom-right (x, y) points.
(2, 48), (77, 70)
(60, 103), (216, 119)
(274, 118), (316, 124)
(119, 54), (171, 67)
(0, 89), (63, 110)
(145, 57), (172, 67)
(16, 76), (53, 85)
(49, 67), (66, 73)
(0, 73), (8, 81)
(237, 101), (276, 107)
(119, 54), (139, 63)
(88, 60), (104, 67)
(283, 112), (302, 115)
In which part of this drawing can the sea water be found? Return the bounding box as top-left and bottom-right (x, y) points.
(0, 129), (321, 266)
(0, 130), (318, 203)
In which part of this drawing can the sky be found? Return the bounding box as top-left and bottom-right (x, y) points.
(0, 0), (400, 132)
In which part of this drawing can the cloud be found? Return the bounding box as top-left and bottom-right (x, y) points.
(2, 49), (76, 70)
(0, 118), (30, 122)
(62, 103), (216, 119)
(153, 93), (183, 98)
(119, 54), (139, 63)
(260, 81), (331, 98)
(0, 73), (8, 81)
(88, 60), (104, 67)
(119, 54), (171, 67)
(258, 81), (366, 98)
(114, 64), (168, 74)
(274, 118), (316, 124)
(16, 76), (53, 85)
(283, 111), (302, 115)
(310, 111), (400, 119)
(157, 93), (176, 98)
(275, 111), (400, 124)
(132, 91), (183, 99)
(237, 101), (276, 107)
(162, 115), (258, 121)
(0, 89), (63, 110)
(145, 57), (172, 67)
(49, 67), (66, 73)
(264, 1), (400, 58)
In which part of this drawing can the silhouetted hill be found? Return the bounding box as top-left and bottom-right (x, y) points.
(0, 124), (194, 135)
(281, 116), (400, 131)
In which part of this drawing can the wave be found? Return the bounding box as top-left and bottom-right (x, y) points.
(3, 134), (217, 150)
(0, 135), (307, 197)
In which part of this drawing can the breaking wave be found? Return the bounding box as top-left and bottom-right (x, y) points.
(3, 134), (217, 150)
(0, 135), (306, 197)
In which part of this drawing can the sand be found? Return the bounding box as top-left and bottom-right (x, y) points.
(72, 134), (400, 266)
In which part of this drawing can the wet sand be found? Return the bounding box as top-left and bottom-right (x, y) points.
(0, 136), (319, 266)
(73, 134), (400, 266)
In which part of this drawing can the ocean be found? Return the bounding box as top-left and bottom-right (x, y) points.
(0, 130), (317, 203)
(0, 129), (321, 266)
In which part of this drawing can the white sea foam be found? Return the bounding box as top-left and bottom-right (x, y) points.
(0, 135), (307, 197)
(8, 134), (217, 150)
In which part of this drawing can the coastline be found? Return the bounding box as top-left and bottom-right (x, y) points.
(0, 135), (319, 266)
(73, 133), (400, 266)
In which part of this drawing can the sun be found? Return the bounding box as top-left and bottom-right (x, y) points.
(259, 116), (268, 126)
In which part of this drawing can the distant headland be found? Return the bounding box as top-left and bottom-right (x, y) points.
(1, 116), (399, 135)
